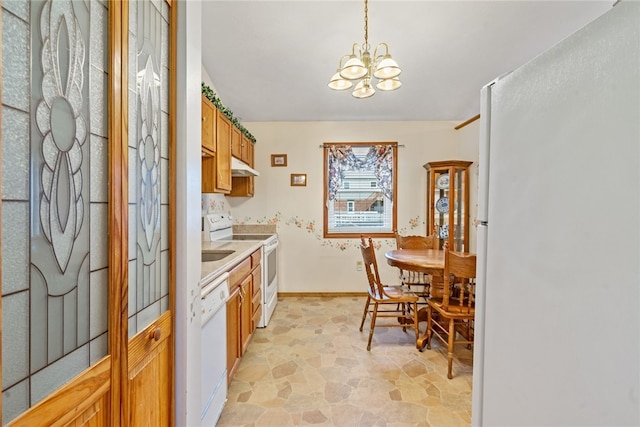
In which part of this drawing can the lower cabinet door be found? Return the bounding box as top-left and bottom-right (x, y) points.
(240, 276), (253, 354)
(226, 286), (241, 381)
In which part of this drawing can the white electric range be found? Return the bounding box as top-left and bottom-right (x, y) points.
(204, 213), (279, 327)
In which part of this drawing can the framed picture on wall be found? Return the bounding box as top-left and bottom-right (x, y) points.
(271, 154), (287, 167)
(290, 174), (307, 186)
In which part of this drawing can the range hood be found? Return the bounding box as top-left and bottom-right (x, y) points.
(231, 157), (260, 177)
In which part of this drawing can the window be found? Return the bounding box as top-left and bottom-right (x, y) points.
(347, 201), (355, 212)
(323, 142), (397, 238)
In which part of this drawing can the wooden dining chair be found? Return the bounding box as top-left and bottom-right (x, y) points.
(395, 233), (438, 299)
(426, 248), (477, 379)
(358, 236), (420, 351)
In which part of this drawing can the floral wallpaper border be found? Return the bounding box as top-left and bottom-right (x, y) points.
(202, 193), (452, 252)
(235, 212), (423, 251)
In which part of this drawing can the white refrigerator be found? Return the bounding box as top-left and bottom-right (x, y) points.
(472, 2), (639, 426)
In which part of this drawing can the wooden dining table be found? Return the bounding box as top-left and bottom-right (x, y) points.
(384, 248), (446, 350)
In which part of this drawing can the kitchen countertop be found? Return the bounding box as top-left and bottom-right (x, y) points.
(201, 240), (263, 285)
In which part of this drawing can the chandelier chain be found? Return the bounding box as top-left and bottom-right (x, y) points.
(364, 0), (369, 48)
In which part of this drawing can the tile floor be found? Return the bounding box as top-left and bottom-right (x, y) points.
(217, 296), (473, 427)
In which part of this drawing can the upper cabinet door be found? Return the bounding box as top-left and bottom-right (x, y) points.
(216, 111), (233, 192)
(241, 135), (252, 165)
(202, 96), (216, 154)
(231, 125), (242, 159)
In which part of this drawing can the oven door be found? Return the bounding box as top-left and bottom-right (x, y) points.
(260, 237), (279, 327)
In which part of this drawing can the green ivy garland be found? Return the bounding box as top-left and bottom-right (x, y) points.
(201, 82), (257, 143)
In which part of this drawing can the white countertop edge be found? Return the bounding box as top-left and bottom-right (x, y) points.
(200, 240), (264, 285)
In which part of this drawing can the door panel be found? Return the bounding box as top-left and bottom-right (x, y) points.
(2, 0), (111, 424)
(6, 359), (110, 427)
(128, 312), (172, 426)
(127, 0), (172, 336)
(125, 0), (174, 424)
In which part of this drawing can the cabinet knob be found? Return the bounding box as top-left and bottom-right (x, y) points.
(150, 327), (162, 342)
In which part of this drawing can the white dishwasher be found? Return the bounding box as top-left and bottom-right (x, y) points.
(201, 272), (229, 425)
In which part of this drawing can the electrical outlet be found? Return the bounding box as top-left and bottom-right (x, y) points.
(356, 260), (363, 271)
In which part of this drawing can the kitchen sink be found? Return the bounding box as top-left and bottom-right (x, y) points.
(202, 250), (235, 262)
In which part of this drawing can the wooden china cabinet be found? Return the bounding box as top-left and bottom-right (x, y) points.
(424, 160), (473, 252)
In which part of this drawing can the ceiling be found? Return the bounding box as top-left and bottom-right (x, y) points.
(201, 1), (613, 123)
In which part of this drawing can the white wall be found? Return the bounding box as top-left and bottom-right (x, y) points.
(201, 65), (217, 92)
(228, 121), (478, 293)
(175, 1), (202, 425)
(455, 119), (481, 252)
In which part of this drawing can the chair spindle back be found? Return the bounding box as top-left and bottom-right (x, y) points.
(360, 236), (382, 297)
(443, 249), (477, 311)
(395, 233), (438, 250)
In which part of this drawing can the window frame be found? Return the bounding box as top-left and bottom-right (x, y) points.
(323, 142), (398, 239)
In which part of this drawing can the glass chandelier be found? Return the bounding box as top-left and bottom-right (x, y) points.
(328, 0), (402, 99)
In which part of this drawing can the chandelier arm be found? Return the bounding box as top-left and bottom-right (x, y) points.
(337, 54), (352, 69)
(373, 43), (390, 62)
(350, 42), (362, 57)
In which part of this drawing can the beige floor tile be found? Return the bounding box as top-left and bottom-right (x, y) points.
(218, 296), (472, 426)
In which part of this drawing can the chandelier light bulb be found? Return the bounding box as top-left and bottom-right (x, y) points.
(376, 77), (402, 91)
(328, 72), (353, 90)
(340, 56), (367, 80)
(373, 55), (401, 80)
(352, 79), (375, 99)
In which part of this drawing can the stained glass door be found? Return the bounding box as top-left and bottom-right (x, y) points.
(1, 1), (113, 424)
(0, 0), (175, 425)
(125, 0), (175, 425)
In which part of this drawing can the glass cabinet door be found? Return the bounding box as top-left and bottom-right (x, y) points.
(425, 160), (472, 252)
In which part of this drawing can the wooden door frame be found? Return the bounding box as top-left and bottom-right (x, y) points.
(110, 1), (127, 425)
(116, 0), (177, 425)
(168, 1), (178, 422)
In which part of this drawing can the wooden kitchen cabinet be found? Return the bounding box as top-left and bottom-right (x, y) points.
(241, 135), (252, 164)
(202, 109), (232, 193)
(251, 267), (262, 330)
(231, 126), (242, 160)
(239, 275), (253, 354)
(226, 249), (262, 382)
(226, 285), (241, 381)
(229, 137), (256, 197)
(201, 95), (226, 194)
(215, 111), (232, 192)
(232, 133), (253, 165)
(229, 176), (254, 197)
(250, 250), (262, 330)
(424, 160), (472, 252)
(201, 95), (216, 155)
